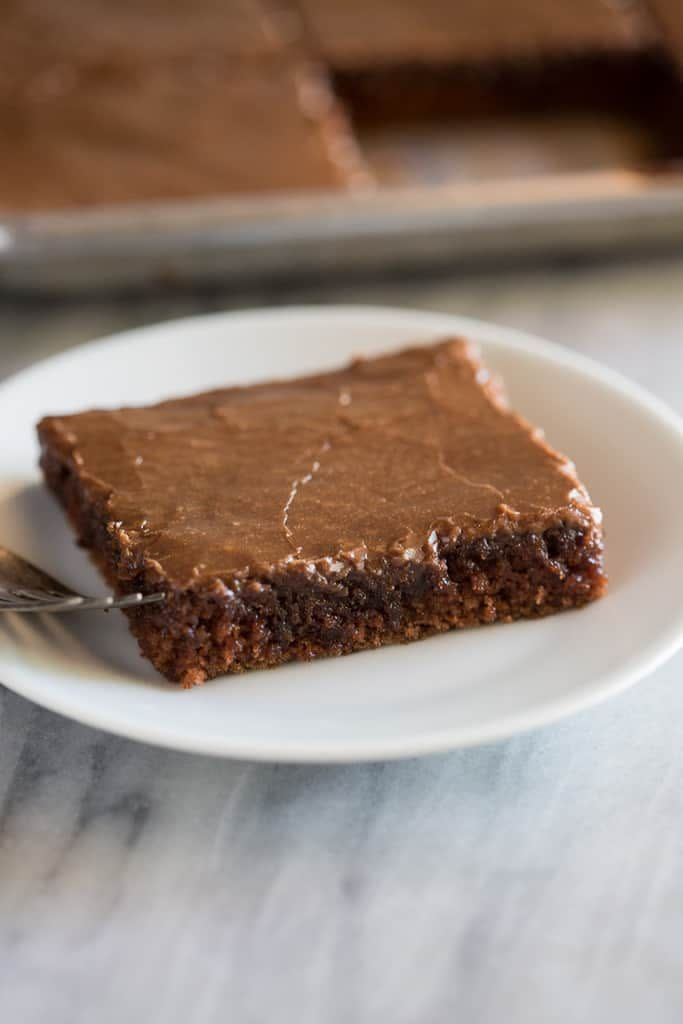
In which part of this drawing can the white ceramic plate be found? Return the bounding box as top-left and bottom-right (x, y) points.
(1, 307), (682, 762)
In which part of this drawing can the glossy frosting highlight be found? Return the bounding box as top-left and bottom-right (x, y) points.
(39, 340), (601, 585)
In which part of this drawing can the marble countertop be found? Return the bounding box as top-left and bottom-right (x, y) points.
(1, 257), (682, 1023)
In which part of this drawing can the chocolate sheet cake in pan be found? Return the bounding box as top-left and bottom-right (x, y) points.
(1, 0), (683, 288)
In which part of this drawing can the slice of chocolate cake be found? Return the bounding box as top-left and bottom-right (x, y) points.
(38, 340), (607, 687)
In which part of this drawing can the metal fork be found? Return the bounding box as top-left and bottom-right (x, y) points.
(0, 545), (165, 613)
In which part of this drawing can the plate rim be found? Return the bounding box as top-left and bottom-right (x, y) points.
(1, 304), (682, 762)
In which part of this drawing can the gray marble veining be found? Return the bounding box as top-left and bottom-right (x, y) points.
(1, 256), (682, 1023)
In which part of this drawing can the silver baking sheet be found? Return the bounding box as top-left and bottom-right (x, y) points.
(2, 91), (683, 293)
(2, 169), (683, 294)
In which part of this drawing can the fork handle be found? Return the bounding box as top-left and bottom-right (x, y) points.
(0, 546), (78, 598)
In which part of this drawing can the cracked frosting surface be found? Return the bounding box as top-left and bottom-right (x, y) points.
(39, 340), (601, 586)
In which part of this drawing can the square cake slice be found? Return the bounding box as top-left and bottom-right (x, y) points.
(38, 340), (607, 687)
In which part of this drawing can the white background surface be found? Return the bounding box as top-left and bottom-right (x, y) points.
(1, 256), (683, 1021)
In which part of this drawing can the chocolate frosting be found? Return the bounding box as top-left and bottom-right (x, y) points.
(0, 4), (372, 210)
(39, 340), (602, 587)
(297, 0), (653, 68)
(2, 0), (287, 65)
(0, 57), (365, 210)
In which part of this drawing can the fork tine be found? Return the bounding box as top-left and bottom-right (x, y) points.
(75, 593), (165, 611)
(10, 587), (71, 603)
(0, 592), (164, 613)
(0, 593), (43, 606)
(112, 593), (157, 608)
(0, 586), (79, 601)
(1, 596), (85, 612)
